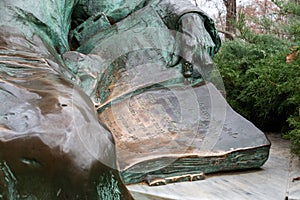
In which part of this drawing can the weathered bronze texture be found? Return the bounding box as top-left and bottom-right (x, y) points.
(0, 0), (270, 198)
(0, 0), (133, 199)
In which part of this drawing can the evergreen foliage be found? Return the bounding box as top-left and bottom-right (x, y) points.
(214, 0), (300, 155)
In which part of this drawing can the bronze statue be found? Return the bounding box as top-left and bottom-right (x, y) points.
(0, 0), (270, 198)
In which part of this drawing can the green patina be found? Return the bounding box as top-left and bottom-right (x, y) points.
(0, 0), (270, 198)
(121, 146), (270, 185)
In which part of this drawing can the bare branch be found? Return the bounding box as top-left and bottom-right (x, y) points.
(193, 0), (199, 7)
(217, 29), (235, 40)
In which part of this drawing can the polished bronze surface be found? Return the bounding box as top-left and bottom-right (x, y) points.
(0, 0), (269, 198)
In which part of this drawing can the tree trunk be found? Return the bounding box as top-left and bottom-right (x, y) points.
(223, 0), (236, 40)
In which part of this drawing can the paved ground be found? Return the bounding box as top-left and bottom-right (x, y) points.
(127, 133), (300, 200)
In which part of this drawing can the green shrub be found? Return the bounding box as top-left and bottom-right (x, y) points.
(214, 36), (300, 155)
(285, 116), (300, 155)
(213, 0), (300, 156)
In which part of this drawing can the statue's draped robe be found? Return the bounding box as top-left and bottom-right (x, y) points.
(67, 0), (270, 185)
(0, 0), (270, 197)
(0, 0), (133, 199)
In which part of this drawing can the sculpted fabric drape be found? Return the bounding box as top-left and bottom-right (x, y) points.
(0, 0), (270, 198)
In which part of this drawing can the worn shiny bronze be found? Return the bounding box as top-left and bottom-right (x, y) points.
(0, 0), (270, 198)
